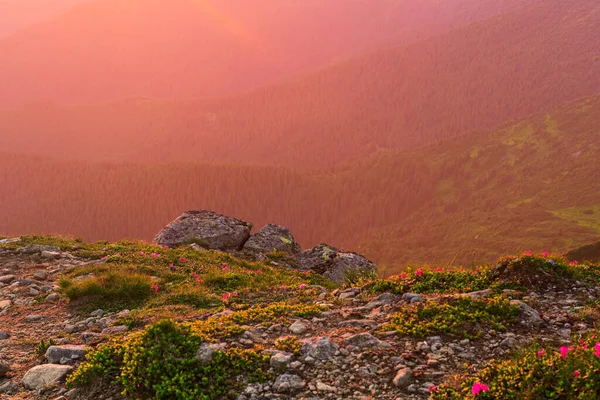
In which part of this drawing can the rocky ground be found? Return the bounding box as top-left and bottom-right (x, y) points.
(1, 239), (598, 400)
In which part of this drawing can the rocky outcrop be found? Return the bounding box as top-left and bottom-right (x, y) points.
(243, 224), (301, 255)
(154, 210), (252, 250)
(296, 244), (377, 283)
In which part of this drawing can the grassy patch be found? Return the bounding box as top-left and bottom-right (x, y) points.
(385, 295), (518, 339)
(551, 205), (600, 235)
(59, 272), (153, 311)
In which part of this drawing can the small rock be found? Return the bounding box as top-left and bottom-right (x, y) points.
(0, 330), (9, 340)
(270, 352), (294, 369)
(45, 345), (87, 365)
(46, 293), (59, 301)
(393, 368), (413, 387)
(0, 300), (10, 311)
(273, 373), (306, 393)
(33, 271), (48, 280)
(344, 333), (391, 350)
(41, 250), (62, 259)
(316, 381), (337, 393)
(289, 321), (308, 334)
(24, 314), (42, 322)
(196, 342), (226, 364)
(22, 364), (73, 390)
(0, 275), (15, 284)
(0, 362), (10, 378)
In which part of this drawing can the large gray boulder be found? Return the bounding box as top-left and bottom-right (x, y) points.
(22, 364), (73, 390)
(154, 210), (252, 250)
(296, 244), (377, 284)
(243, 224), (301, 255)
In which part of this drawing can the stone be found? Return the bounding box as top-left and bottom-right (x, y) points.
(46, 293), (59, 301)
(273, 374), (306, 393)
(0, 330), (9, 340)
(0, 237), (20, 244)
(302, 337), (339, 360)
(344, 333), (391, 350)
(289, 321), (308, 334)
(0, 381), (18, 394)
(18, 244), (60, 254)
(33, 271), (47, 280)
(365, 293), (399, 309)
(316, 381), (337, 393)
(90, 309), (104, 318)
(196, 342), (226, 364)
(270, 352), (294, 369)
(41, 250), (62, 259)
(0, 362), (9, 378)
(0, 275), (15, 284)
(101, 325), (128, 334)
(0, 300), (10, 311)
(22, 364), (73, 390)
(45, 345), (87, 365)
(81, 332), (103, 344)
(154, 210), (252, 250)
(243, 224), (301, 255)
(510, 300), (544, 326)
(500, 337), (518, 348)
(393, 368), (413, 387)
(24, 314), (42, 322)
(295, 244), (377, 284)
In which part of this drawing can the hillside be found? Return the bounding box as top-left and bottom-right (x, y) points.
(1, 236), (600, 399)
(0, 0), (532, 107)
(0, 0), (597, 166)
(1, 95), (599, 274)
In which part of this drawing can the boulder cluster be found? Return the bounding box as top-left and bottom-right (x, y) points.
(154, 210), (377, 283)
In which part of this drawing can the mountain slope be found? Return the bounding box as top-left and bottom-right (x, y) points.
(0, 0), (534, 107)
(1, 95), (599, 274)
(1, 0), (598, 167)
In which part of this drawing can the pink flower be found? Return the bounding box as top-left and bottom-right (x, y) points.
(256, 269), (263, 274)
(574, 370), (581, 378)
(303, 271), (309, 275)
(415, 268), (423, 276)
(140, 251), (146, 257)
(222, 292), (232, 301)
(541, 251), (549, 258)
(400, 272), (407, 279)
(593, 343), (600, 358)
(232, 291), (238, 296)
(162, 245), (169, 249)
(428, 385), (437, 392)
(435, 267), (442, 273)
(294, 269), (299, 273)
(537, 349), (546, 357)
(179, 257), (187, 262)
(151, 252), (160, 258)
(560, 346), (570, 359)
(525, 250), (533, 256)
(195, 279), (202, 284)
(281, 284), (287, 288)
(299, 284), (306, 290)
(151, 284), (159, 294)
(246, 269), (252, 274)
(472, 382), (489, 395)
(569, 261), (579, 266)
(192, 273), (200, 279)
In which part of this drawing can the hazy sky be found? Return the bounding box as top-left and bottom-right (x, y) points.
(0, 0), (91, 37)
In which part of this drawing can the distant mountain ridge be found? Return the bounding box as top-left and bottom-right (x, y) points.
(1, 95), (599, 274)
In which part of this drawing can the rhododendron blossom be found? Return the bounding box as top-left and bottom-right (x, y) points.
(471, 382), (489, 395)
(574, 370), (581, 378)
(415, 269), (423, 276)
(299, 284), (306, 289)
(560, 346), (570, 359)
(537, 349), (546, 357)
(151, 284), (159, 293)
(151, 253), (160, 258)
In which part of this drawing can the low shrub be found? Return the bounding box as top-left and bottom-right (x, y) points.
(68, 320), (271, 399)
(385, 295), (518, 339)
(432, 331), (600, 399)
